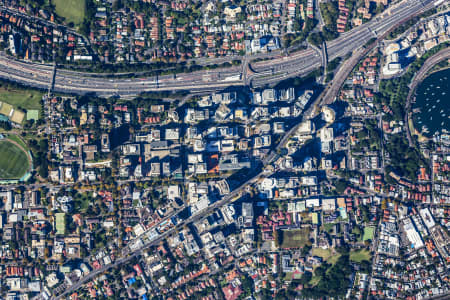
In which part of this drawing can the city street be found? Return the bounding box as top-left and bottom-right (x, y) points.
(0, 0), (439, 97)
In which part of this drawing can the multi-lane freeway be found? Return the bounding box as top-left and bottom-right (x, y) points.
(0, 0), (441, 97)
(36, 0), (444, 297)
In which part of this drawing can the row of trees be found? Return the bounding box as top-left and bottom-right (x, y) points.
(377, 42), (449, 181)
(385, 135), (425, 181)
(320, 2), (340, 40)
(60, 59), (240, 76)
(299, 253), (353, 298)
(28, 138), (49, 178)
(378, 42), (449, 122)
(284, 18), (317, 47)
(386, 8), (437, 40)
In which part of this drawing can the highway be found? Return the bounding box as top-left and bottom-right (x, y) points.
(52, 40), (366, 293)
(248, 0), (437, 84)
(52, 20), (405, 296)
(0, 0), (440, 97)
(46, 1), (443, 296)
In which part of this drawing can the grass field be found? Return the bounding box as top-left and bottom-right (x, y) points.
(322, 223), (336, 233)
(363, 226), (375, 241)
(280, 228), (311, 249)
(0, 86), (43, 111)
(73, 192), (92, 212)
(309, 275), (321, 286)
(311, 248), (333, 259)
(350, 249), (372, 263)
(10, 110), (25, 124)
(308, 248), (342, 286)
(311, 248), (341, 265)
(0, 140), (30, 179)
(283, 272), (293, 281)
(7, 134), (27, 149)
(53, 0), (86, 25)
(0, 102), (13, 116)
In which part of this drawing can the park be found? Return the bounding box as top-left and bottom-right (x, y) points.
(0, 137), (31, 180)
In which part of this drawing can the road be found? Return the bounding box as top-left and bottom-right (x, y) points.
(48, 1), (441, 296)
(404, 47), (450, 146)
(13, 0), (439, 296)
(0, 0), (440, 97)
(55, 168), (272, 299)
(54, 41), (350, 297)
(311, 0), (441, 112)
(53, 20), (403, 295)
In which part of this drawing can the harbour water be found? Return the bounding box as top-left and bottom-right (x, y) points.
(412, 67), (450, 137)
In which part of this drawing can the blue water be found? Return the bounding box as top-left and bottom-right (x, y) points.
(412, 68), (450, 137)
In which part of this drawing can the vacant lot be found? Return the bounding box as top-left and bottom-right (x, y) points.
(0, 140), (30, 179)
(280, 228), (311, 249)
(53, 0), (86, 25)
(350, 249), (372, 263)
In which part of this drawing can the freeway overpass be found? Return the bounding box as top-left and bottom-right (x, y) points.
(0, 0), (440, 97)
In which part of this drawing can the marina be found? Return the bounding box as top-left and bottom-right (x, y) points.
(412, 68), (450, 137)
